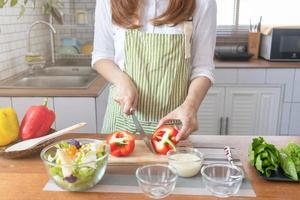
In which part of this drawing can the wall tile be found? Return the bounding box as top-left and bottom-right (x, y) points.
(266, 69), (295, 102)
(0, 2), (48, 81)
(238, 69), (266, 84)
(289, 103), (300, 136)
(0, 0), (96, 82)
(215, 69), (238, 84)
(293, 69), (300, 102)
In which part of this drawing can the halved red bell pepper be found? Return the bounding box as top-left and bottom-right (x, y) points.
(20, 98), (55, 140)
(106, 130), (135, 157)
(151, 125), (179, 155)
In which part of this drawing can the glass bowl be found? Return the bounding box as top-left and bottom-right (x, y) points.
(136, 164), (178, 199)
(167, 147), (204, 178)
(201, 164), (244, 198)
(40, 138), (109, 191)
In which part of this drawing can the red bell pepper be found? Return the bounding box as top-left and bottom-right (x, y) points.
(106, 130), (135, 157)
(20, 98), (55, 140)
(151, 125), (179, 155)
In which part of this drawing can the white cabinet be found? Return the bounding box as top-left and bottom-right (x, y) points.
(225, 87), (281, 135)
(0, 97), (11, 107)
(194, 86), (282, 136)
(54, 97), (97, 133)
(11, 97), (55, 128)
(96, 85), (109, 133)
(196, 87), (225, 135)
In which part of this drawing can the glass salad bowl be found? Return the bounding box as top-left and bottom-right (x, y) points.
(40, 138), (110, 191)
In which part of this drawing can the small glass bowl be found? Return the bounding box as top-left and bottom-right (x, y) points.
(40, 138), (110, 191)
(201, 164), (244, 198)
(167, 147), (204, 178)
(136, 164), (178, 199)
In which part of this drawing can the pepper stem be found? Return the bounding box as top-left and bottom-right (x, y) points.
(43, 98), (48, 107)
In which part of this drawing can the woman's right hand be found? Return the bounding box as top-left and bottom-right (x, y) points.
(113, 74), (138, 115)
(94, 59), (138, 115)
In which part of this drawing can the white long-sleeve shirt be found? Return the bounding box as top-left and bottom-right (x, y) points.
(92, 0), (217, 83)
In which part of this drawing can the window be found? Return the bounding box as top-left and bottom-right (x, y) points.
(216, 0), (300, 26)
(216, 0), (236, 25)
(239, 0), (300, 26)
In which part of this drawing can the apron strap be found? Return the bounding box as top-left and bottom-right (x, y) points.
(183, 19), (193, 59)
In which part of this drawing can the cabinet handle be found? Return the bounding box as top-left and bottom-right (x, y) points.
(219, 117), (223, 135)
(225, 117), (229, 135)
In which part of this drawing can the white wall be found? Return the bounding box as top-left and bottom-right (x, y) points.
(0, 2), (49, 81)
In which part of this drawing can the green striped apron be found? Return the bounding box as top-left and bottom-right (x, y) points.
(102, 23), (192, 134)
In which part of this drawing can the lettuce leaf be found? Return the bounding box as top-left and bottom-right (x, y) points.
(280, 143), (300, 180)
(280, 152), (298, 181)
(248, 137), (280, 177)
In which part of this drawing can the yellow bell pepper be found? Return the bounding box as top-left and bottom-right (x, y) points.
(0, 107), (19, 146)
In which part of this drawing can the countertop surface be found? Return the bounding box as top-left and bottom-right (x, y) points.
(0, 75), (108, 97)
(0, 133), (299, 200)
(215, 59), (300, 68)
(0, 59), (299, 97)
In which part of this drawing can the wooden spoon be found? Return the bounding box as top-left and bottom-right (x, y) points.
(5, 122), (86, 152)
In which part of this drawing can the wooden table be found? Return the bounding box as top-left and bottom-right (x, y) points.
(0, 134), (299, 200)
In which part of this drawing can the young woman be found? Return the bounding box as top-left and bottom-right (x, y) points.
(92, 0), (216, 141)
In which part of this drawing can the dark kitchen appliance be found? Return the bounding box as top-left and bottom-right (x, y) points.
(260, 28), (300, 61)
(215, 45), (253, 61)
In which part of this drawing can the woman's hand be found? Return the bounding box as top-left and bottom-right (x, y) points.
(158, 102), (198, 141)
(158, 76), (211, 141)
(94, 59), (138, 115)
(113, 74), (138, 115)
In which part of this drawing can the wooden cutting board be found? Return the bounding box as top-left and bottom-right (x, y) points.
(108, 140), (168, 165)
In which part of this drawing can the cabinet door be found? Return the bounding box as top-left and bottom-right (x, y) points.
(0, 97), (12, 107)
(54, 97), (96, 133)
(12, 97), (55, 128)
(195, 87), (225, 135)
(225, 87), (281, 135)
(96, 85), (109, 133)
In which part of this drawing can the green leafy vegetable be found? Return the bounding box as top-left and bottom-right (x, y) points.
(280, 152), (298, 181)
(280, 143), (300, 180)
(248, 137), (280, 177)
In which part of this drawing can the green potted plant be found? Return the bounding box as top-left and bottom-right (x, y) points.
(0, 0), (63, 17)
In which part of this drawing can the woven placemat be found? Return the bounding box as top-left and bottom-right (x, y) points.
(43, 147), (256, 197)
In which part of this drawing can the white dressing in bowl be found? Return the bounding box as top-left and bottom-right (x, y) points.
(167, 148), (204, 178)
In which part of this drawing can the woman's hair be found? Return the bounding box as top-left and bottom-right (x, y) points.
(111, 0), (196, 29)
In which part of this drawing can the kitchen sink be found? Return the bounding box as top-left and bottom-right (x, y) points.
(0, 66), (98, 89)
(42, 66), (96, 76)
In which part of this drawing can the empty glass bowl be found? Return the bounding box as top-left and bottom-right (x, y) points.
(201, 164), (244, 198)
(136, 164), (178, 199)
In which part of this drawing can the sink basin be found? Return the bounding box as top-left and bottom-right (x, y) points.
(9, 75), (97, 88)
(0, 66), (99, 89)
(42, 66), (95, 76)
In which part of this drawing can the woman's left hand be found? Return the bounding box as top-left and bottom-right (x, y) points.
(157, 102), (198, 141)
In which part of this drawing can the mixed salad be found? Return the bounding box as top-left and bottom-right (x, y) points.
(43, 139), (108, 191)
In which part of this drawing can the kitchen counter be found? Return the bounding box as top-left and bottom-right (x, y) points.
(1, 134), (299, 200)
(0, 59), (299, 97)
(0, 75), (107, 97)
(215, 59), (300, 68)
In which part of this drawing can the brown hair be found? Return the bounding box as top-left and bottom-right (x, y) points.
(111, 0), (196, 29)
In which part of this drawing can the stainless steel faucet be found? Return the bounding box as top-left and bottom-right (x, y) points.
(27, 20), (57, 64)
